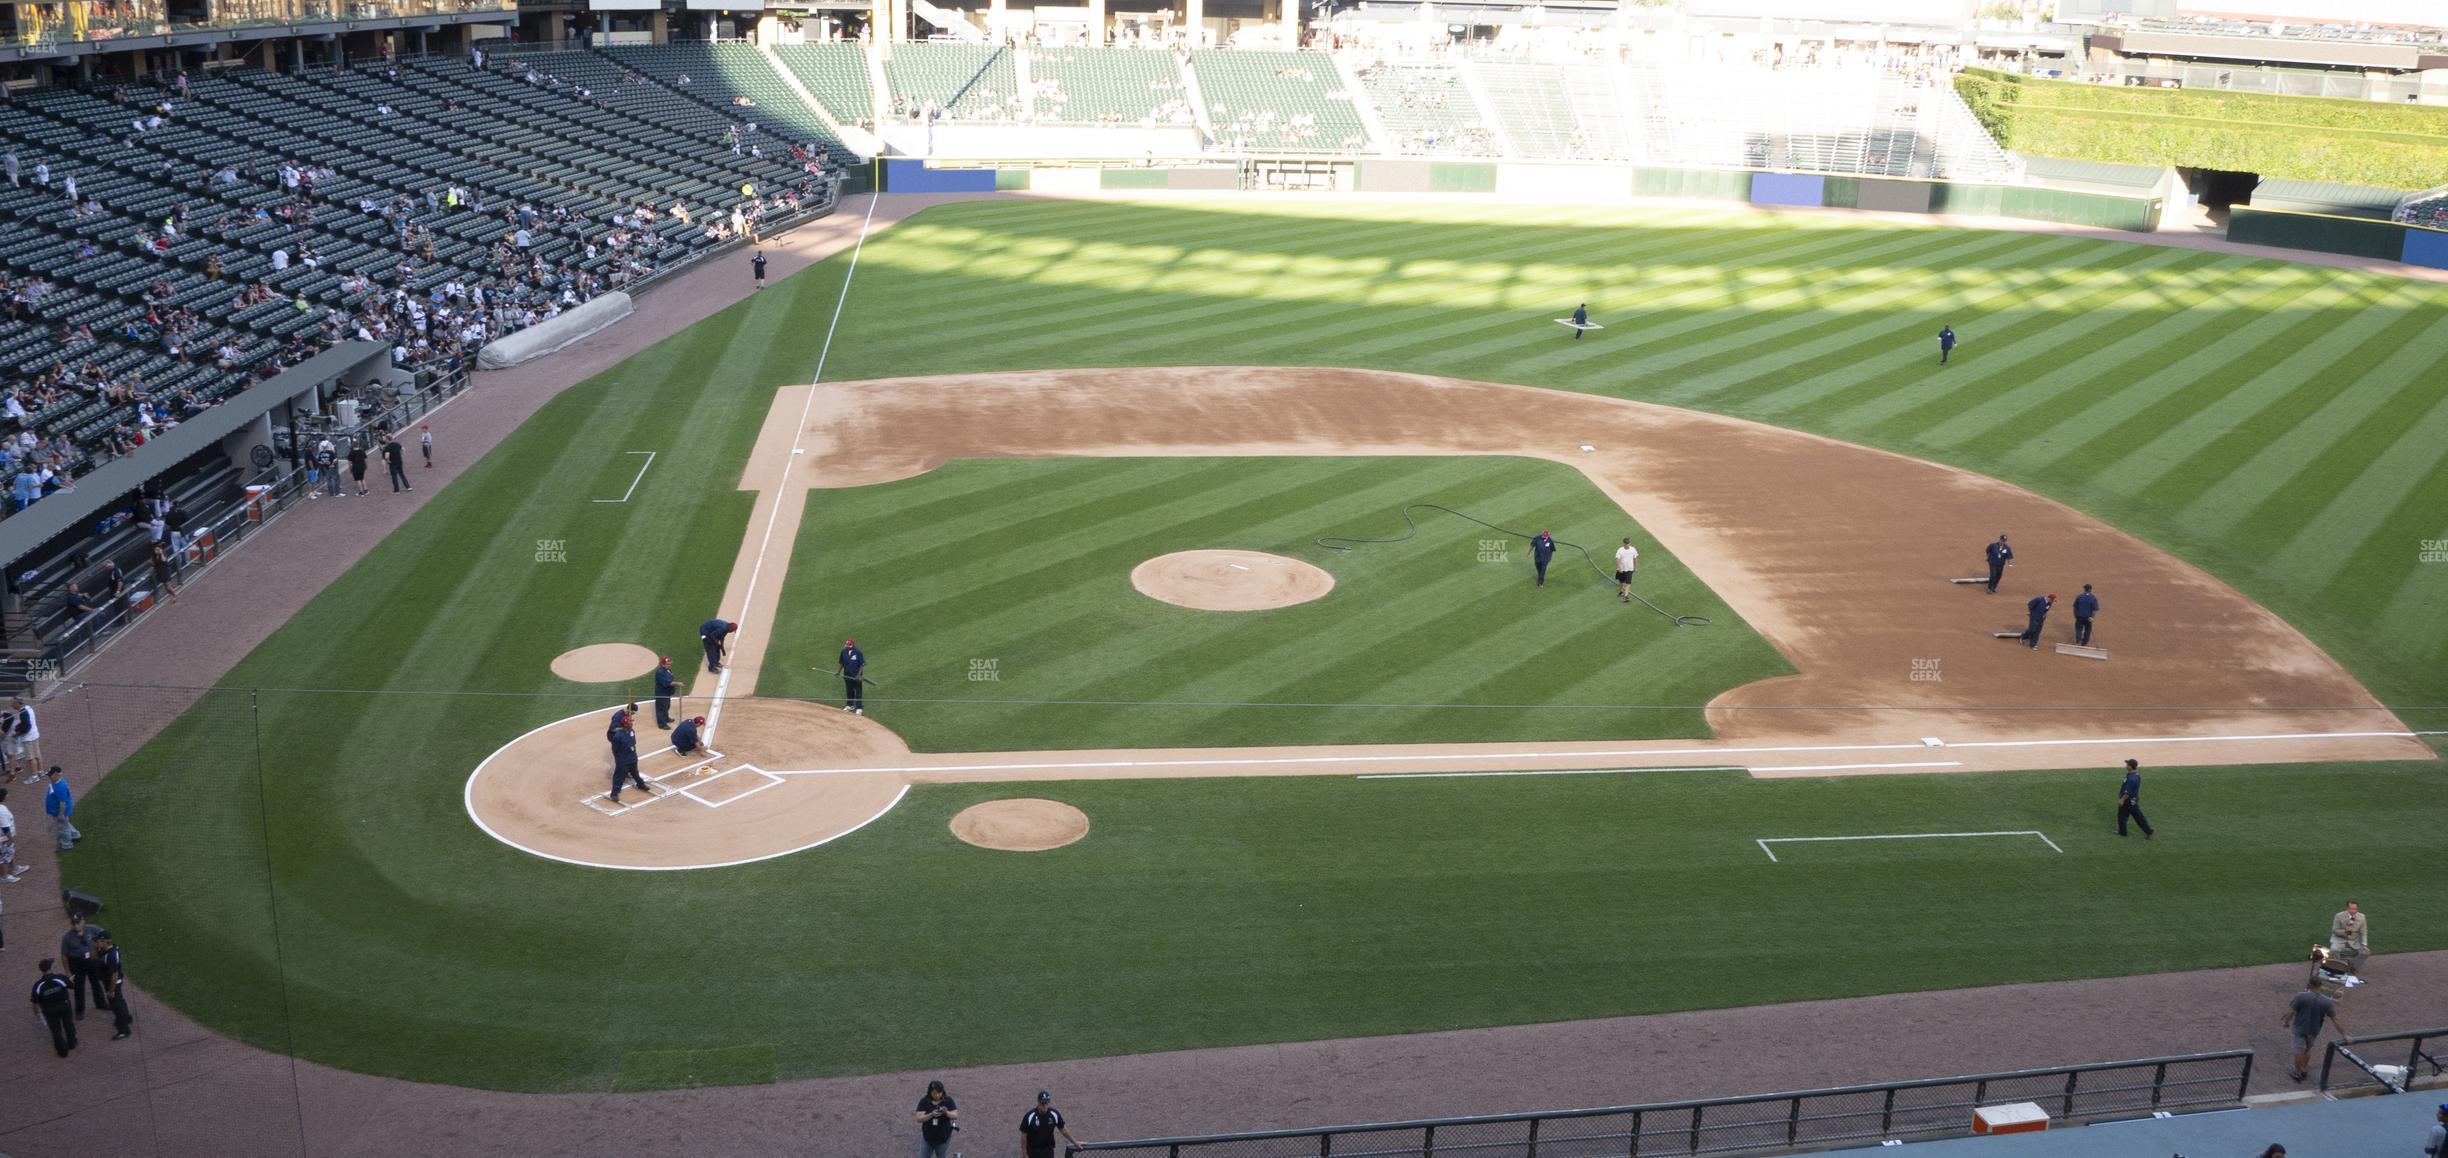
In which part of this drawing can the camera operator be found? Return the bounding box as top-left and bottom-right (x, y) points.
(913, 1079), (958, 1158)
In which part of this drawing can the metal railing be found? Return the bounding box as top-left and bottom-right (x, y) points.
(1066, 1051), (2255, 1158)
(2319, 1026), (2448, 1098)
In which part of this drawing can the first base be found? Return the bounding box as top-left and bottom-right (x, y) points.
(2055, 644), (2108, 660)
(1555, 320), (1603, 331)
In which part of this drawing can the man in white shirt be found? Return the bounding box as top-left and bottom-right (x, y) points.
(1613, 537), (1640, 603)
(3, 697), (36, 782)
(270, 248), (289, 271)
(0, 786), (20, 882)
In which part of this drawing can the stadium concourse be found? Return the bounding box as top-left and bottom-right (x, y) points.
(9, 186), (2445, 1155)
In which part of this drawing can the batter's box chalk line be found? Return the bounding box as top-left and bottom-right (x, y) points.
(1754, 830), (2064, 863)
(577, 749), (727, 816)
(677, 764), (786, 809)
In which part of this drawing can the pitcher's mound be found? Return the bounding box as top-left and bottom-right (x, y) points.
(551, 643), (660, 683)
(950, 799), (1090, 851)
(1132, 550), (1333, 611)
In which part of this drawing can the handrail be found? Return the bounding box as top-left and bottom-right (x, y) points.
(2318, 1025), (2448, 1097)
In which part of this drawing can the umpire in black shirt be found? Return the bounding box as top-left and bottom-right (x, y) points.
(30, 959), (75, 1057)
(95, 931), (131, 1039)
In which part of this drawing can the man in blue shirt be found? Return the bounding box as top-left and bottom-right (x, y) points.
(1531, 530), (1556, 588)
(42, 766), (76, 852)
(699, 618), (738, 674)
(607, 722), (647, 804)
(651, 656), (678, 729)
(2071, 584), (2099, 647)
(671, 716), (705, 758)
(2018, 593), (2055, 650)
(1983, 534), (2012, 594)
(1938, 323), (1957, 365)
(1569, 304), (1589, 339)
(839, 637), (866, 716)
(2116, 758), (2153, 839)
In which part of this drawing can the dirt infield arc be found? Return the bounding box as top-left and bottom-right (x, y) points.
(463, 367), (2426, 871)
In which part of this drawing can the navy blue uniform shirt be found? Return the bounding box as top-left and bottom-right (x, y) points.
(672, 718), (700, 750)
(2074, 592), (2098, 618)
(700, 619), (734, 642)
(2026, 595), (2051, 620)
(654, 666), (678, 696)
(2120, 770), (2141, 803)
(840, 645), (865, 678)
(1986, 540), (2013, 567)
(1532, 534), (1555, 563)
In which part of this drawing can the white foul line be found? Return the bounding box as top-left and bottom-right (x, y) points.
(592, 451), (657, 504)
(707, 192), (880, 743)
(1755, 830), (2063, 863)
(1358, 765), (1745, 781)
(1749, 760), (1962, 773)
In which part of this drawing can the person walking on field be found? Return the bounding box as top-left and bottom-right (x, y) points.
(607, 721), (647, 805)
(1532, 530), (1556, 588)
(914, 1079), (958, 1158)
(1613, 537), (1639, 603)
(1938, 323), (1956, 365)
(2071, 584), (2099, 646)
(1982, 533), (2012, 595)
(838, 637), (865, 715)
(2018, 593), (2056, 651)
(2282, 975), (2350, 1082)
(1570, 303), (1588, 339)
(2115, 758), (2153, 839)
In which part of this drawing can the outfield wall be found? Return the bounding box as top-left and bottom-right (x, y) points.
(2229, 206), (2448, 269)
(888, 159), (2169, 233)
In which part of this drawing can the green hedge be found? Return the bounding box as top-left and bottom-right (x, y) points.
(1955, 68), (2448, 189)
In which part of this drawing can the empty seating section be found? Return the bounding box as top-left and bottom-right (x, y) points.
(879, 43), (1020, 121)
(1353, 63), (1495, 156)
(1560, 65), (1637, 162)
(600, 43), (853, 158)
(1191, 50), (1368, 152)
(0, 58), (829, 494)
(1027, 47), (1192, 127)
(1472, 62), (1582, 159)
(773, 43), (878, 129)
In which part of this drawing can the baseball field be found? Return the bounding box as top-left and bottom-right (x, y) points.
(74, 197), (2448, 1093)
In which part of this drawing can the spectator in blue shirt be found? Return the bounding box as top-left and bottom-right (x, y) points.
(2115, 758), (2153, 839)
(41, 766), (76, 852)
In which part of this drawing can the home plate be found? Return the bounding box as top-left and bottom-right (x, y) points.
(1556, 320), (1603, 331)
(2055, 644), (2108, 660)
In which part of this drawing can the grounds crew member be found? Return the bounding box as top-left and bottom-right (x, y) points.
(1020, 1090), (1080, 1158)
(1569, 303), (1589, 339)
(95, 930), (130, 1039)
(607, 703), (636, 743)
(30, 958), (75, 1057)
(1938, 323), (1956, 365)
(2018, 593), (2056, 650)
(1613, 537), (1639, 603)
(1532, 530), (1556, 588)
(2072, 584), (2100, 647)
(672, 716), (705, 758)
(700, 618), (739, 674)
(607, 721), (647, 804)
(652, 656), (678, 729)
(1983, 533), (2013, 594)
(2115, 758), (2153, 839)
(839, 637), (866, 716)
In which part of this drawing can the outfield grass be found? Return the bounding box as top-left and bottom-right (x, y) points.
(76, 199), (2448, 1090)
(760, 456), (1788, 749)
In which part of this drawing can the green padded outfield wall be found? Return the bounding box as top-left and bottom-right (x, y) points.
(2229, 206), (2409, 260)
(1820, 176), (1861, 209)
(2000, 186), (2159, 231)
(1428, 163), (1499, 193)
(1634, 168), (1753, 201)
(1100, 168), (1171, 190)
(993, 169), (1030, 191)
(1928, 181), (2005, 217)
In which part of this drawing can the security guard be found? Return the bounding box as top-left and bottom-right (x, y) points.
(700, 618), (738, 674)
(1532, 530), (1556, 588)
(1983, 533), (2013, 594)
(2019, 593), (2056, 650)
(2072, 584), (2100, 647)
(94, 931), (130, 1039)
(672, 716), (705, 757)
(652, 656), (679, 729)
(30, 958), (75, 1057)
(60, 912), (104, 1016)
(839, 637), (866, 716)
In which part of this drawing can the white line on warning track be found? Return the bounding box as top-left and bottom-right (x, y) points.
(707, 193), (880, 741)
(1357, 765), (1745, 781)
(1749, 760), (1963, 773)
(1755, 830), (2062, 863)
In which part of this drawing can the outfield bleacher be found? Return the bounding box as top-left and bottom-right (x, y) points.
(1353, 62), (1496, 156)
(1027, 47), (1191, 127)
(600, 42), (853, 159)
(1191, 49), (1369, 152)
(1471, 61), (1583, 159)
(773, 43), (879, 129)
(879, 43), (1021, 122)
